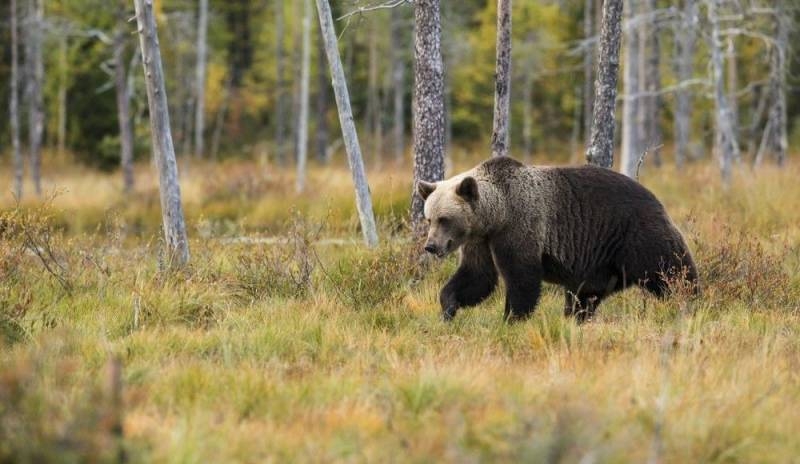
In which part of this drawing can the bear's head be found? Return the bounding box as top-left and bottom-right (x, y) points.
(417, 176), (480, 257)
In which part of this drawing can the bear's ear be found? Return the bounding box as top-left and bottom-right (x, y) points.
(417, 180), (437, 200)
(456, 177), (479, 202)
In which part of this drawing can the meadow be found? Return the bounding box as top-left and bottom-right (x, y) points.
(1, 151), (799, 463)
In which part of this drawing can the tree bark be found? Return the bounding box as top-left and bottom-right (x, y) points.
(115, 5), (135, 193)
(57, 38), (68, 157)
(316, 29), (330, 163)
(707, 0), (739, 184)
(134, 0), (191, 267)
(726, 36), (738, 153)
(26, 0), (44, 196)
(194, 0), (208, 158)
(674, 0), (697, 167)
(296, 0), (311, 192)
(769, 3), (788, 166)
(586, 0), (623, 168)
(10, 0), (23, 199)
(274, 0), (287, 165)
(620, 0), (641, 178)
(315, 0), (379, 247)
(411, 0), (446, 236)
(642, 0), (662, 166)
(391, 6), (406, 163)
(490, 0), (512, 157)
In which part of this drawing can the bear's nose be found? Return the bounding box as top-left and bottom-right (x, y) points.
(424, 244), (438, 255)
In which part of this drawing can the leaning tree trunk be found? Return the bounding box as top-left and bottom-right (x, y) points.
(296, 0), (311, 192)
(391, 6), (406, 163)
(586, 0), (623, 168)
(411, 0), (446, 236)
(133, 0), (191, 267)
(9, 0), (23, 199)
(194, 0), (208, 158)
(27, 0), (44, 196)
(674, 0), (697, 167)
(315, 0), (379, 247)
(315, 30), (330, 163)
(707, 0), (739, 184)
(620, 0), (641, 178)
(115, 5), (135, 193)
(491, 0), (512, 157)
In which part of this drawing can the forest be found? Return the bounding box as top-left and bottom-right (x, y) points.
(1, 0), (799, 462)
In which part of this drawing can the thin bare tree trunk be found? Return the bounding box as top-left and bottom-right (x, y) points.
(115, 5), (135, 193)
(27, 0), (44, 196)
(490, 0), (512, 157)
(296, 0), (311, 192)
(211, 74), (232, 160)
(585, 0), (623, 168)
(583, 0), (595, 148)
(274, 0), (287, 165)
(642, 0), (662, 166)
(315, 0), (378, 247)
(411, 0), (446, 236)
(367, 19), (381, 164)
(291, 0), (302, 162)
(391, 6), (406, 163)
(316, 30), (329, 163)
(726, 36), (738, 153)
(10, 0), (23, 199)
(194, 0), (208, 158)
(674, 0), (697, 167)
(771, 3), (788, 166)
(57, 38), (67, 157)
(707, 0), (739, 184)
(620, 0), (641, 178)
(134, 0), (190, 267)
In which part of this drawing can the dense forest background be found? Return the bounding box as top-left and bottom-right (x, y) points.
(0, 0), (797, 173)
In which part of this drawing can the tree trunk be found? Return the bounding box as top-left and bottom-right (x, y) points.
(642, 0), (662, 166)
(583, 0), (595, 149)
(620, 0), (641, 178)
(490, 0), (512, 157)
(115, 5), (135, 193)
(27, 0), (44, 196)
(367, 19), (381, 165)
(291, 0), (302, 162)
(274, 0), (287, 165)
(726, 37), (738, 154)
(522, 55), (535, 160)
(770, 3), (788, 166)
(316, 29), (330, 163)
(210, 74), (232, 160)
(707, 0), (739, 184)
(9, 0), (23, 199)
(194, 0), (208, 158)
(674, 0), (697, 167)
(133, 0), (191, 267)
(411, 0), (446, 236)
(391, 6), (406, 163)
(296, 0), (311, 192)
(315, 0), (379, 247)
(586, 0), (623, 168)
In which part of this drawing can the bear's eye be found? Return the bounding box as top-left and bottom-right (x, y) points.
(438, 217), (451, 226)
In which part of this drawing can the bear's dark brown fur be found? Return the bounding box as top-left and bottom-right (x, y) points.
(418, 156), (698, 322)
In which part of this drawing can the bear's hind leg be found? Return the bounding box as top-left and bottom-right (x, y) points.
(440, 242), (498, 321)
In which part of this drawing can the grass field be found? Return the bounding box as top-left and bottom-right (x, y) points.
(1, 153), (799, 462)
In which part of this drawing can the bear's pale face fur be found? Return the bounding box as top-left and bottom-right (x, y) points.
(418, 175), (480, 257)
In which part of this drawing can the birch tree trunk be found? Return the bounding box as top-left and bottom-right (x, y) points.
(296, 0), (311, 193)
(490, 0), (512, 157)
(27, 0), (44, 196)
(583, 0), (595, 148)
(586, 0), (623, 168)
(707, 0), (739, 184)
(9, 0), (23, 199)
(726, 37), (738, 152)
(642, 0), (662, 166)
(674, 0), (697, 167)
(620, 0), (641, 178)
(133, 0), (191, 267)
(194, 0), (208, 158)
(274, 0), (287, 165)
(411, 0), (446, 236)
(315, 0), (378, 247)
(391, 6), (406, 163)
(316, 30), (330, 163)
(115, 5), (135, 193)
(769, 3), (788, 166)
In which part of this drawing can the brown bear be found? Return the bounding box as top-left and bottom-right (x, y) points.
(417, 156), (697, 322)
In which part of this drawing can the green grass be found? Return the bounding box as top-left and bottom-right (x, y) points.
(1, 157), (800, 462)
